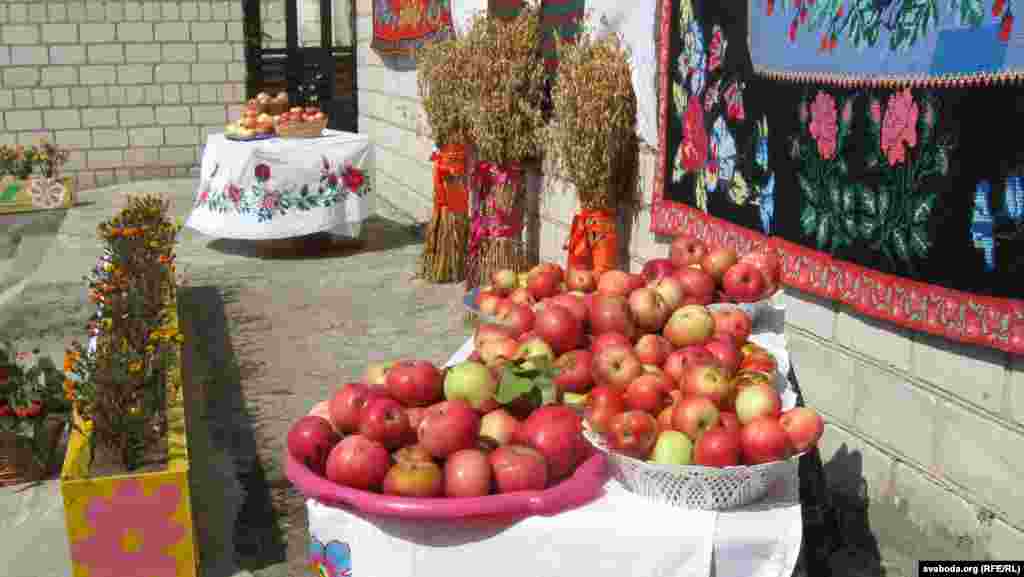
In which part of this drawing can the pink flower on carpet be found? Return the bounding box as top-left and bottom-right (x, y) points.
(226, 184), (242, 204)
(808, 91), (838, 160)
(870, 99), (882, 124)
(71, 480), (186, 577)
(680, 95), (709, 172)
(841, 98), (853, 126)
(261, 192), (280, 210)
(880, 88), (919, 166)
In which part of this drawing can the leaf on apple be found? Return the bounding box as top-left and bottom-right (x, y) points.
(495, 359), (558, 405)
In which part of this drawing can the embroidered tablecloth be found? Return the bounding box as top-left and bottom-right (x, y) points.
(186, 131), (371, 240)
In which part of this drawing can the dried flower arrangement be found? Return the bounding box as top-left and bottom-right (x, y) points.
(64, 193), (184, 474)
(416, 35), (473, 283)
(546, 30), (638, 273)
(0, 139), (70, 180)
(461, 3), (547, 288)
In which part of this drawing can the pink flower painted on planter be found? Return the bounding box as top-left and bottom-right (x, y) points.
(261, 191), (280, 210)
(881, 89), (919, 166)
(71, 480), (186, 577)
(808, 91), (838, 160)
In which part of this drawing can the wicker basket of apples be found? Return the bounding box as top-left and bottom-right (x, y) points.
(285, 355), (609, 520)
(276, 105), (328, 138)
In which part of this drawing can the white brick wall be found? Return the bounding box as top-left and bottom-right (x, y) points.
(0, 0), (282, 190)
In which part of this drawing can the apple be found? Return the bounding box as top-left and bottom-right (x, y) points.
(628, 287), (671, 332)
(663, 346), (716, 385)
(693, 426), (741, 467)
(534, 304), (583, 355)
(593, 344), (644, 389)
(494, 301), (535, 337)
(393, 444), (434, 465)
(670, 236), (708, 268)
(444, 361), (498, 410)
(584, 385), (626, 433)
(608, 410), (659, 459)
(417, 400), (481, 458)
(478, 292), (507, 316)
(492, 269), (517, 293)
(740, 249), (782, 285)
(704, 339), (741, 376)
(626, 273), (648, 293)
(634, 334), (672, 366)
(287, 415), (340, 475)
(656, 405), (676, 433)
(739, 350), (779, 375)
(589, 295), (636, 339)
(516, 337), (557, 369)
(365, 361), (395, 392)
(508, 287), (535, 307)
(527, 270), (561, 301)
(325, 435), (391, 491)
(719, 412), (741, 433)
(475, 323), (517, 349)
(684, 364), (734, 405)
(722, 262), (768, 303)
(328, 382), (374, 433)
(529, 262), (564, 284)
(649, 276), (686, 312)
(382, 460), (444, 497)
(387, 360), (443, 407)
(553, 349), (594, 394)
(546, 294), (588, 326)
(701, 246), (739, 285)
(650, 430), (694, 465)
(711, 307), (753, 348)
(641, 258), (677, 283)
(673, 267), (717, 306)
(478, 337), (520, 367)
(739, 417), (792, 465)
(642, 364), (667, 377)
(597, 270), (633, 298)
(590, 331), (632, 355)
(490, 445), (549, 493)
(566, 268), (597, 292)
(732, 370), (775, 391)
(779, 407), (825, 452)
(444, 449), (493, 498)
(663, 305), (716, 348)
(734, 384), (783, 425)
(623, 374), (670, 413)
(359, 397), (411, 449)
(307, 400), (334, 424)
(521, 405), (587, 479)
(672, 396), (720, 439)
(479, 409), (522, 445)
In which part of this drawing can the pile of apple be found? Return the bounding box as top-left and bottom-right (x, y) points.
(287, 357), (592, 498)
(276, 105), (326, 131)
(469, 238), (824, 469)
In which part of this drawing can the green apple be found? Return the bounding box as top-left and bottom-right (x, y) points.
(649, 430), (694, 465)
(515, 337), (555, 371)
(443, 361), (497, 410)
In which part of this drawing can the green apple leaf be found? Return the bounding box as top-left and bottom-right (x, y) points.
(534, 376), (559, 406)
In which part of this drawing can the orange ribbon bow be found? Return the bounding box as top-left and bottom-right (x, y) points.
(565, 208), (618, 274)
(430, 144), (468, 215)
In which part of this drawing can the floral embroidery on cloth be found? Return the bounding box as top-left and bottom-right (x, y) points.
(310, 537), (353, 577)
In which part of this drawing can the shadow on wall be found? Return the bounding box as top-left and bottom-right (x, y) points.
(179, 285), (289, 576)
(819, 446), (888, 576)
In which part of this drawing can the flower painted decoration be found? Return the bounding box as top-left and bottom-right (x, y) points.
(724, 81), (745, 121)
(759, 173), (776, 234)
(704, 79), (721, 112)
(707, 26), (727, 73)
(808, 91), (838, 160)
(755, 116), (770, 170)
(682, 21), (707, 96)
(310, 538), (353, 577)
(342, 164), (365, 192)
(254, 163), (271, 181)
(70, 480), (187, 577)
(880, 88), (919, 166)
(680, 94), (709, 173)
(711, 116), (737, 188)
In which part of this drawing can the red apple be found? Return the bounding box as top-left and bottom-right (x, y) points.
(386, 360), (443, 407)
(657, 405), (676, 433)
(693, 426), (741, 467)
(641, 258), (677, 283)
(287, 415), (340, 475)
(663, 346), (716, 385)
(739, 417), (792, 465)
(734, 384), (783, 425)
(623, 374), (670, 413)
(393, 444), (434, 465)
(711, 307), (753, 348)
(779, 407), (825, 452)
(663, 304), (716, 348)
(478, 337), (520, 367)
(382, 460), (444, 497)
(494, 301), (535, 337)
(739, 350), (779, 375)
(593, 344), (644, 389)
(475, 323), (517, 349)
(444, 449), (493, 497)
(608, 410), (659, 459)
(307, 400), (333, 425)
(553, 349), (594, 394)
(547, 293), (588, 325)
(627, 273), (648, 293)
(740, 249), (782, 285)
(628, 287), (671, 332)
(359, 397), (411, 449)
(492, 269), (518, 293)
(722, 262), (768, 303)
(534, 304), (583, 355)
(566, 267), (597, 292)
(590, 331), (632, 355)
(634, 334), (673, 366)
(597, 270), (633, 298)
(479, 409), (522, 445)
(444, 360), (499, 410)
(527, 270), (562, 301)
(670, 235), (708, 268)
(684, 364), (734, 404)
(584, 385), (626, 433)
(477, 291), (506, 316)
(672, 396), (720, 439)
(649, 276), (686, 312)
(328, 382), (374, 433)
(704, 339), (741, 376)
(508, 287), (535, 306)
(489, 444), (549, 493)
(719, 412), (741, 433)
(589, 295), (636, 339)
(673, 267), (717, 306)
(417, 400), (481, 458)
(325, 435), (391, 491)
(529, 262), (565, 284)
(521, 405), (587, 480)
(701, 246), (739, 285)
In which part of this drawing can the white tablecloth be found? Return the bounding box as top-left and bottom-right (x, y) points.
(185, 130), (371, 240)
(305, 303), (802, 577)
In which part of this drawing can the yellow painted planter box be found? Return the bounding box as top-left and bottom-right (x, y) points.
(59, 285), (198, 577)
(0, 175), (76, 214)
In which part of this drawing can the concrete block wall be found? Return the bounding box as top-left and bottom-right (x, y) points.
(0, 0), (282, 191)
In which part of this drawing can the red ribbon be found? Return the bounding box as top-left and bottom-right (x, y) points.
(565, 208), (617, 273)
(468, 162), (525, 257)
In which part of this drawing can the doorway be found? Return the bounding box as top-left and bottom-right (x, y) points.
(243, 0), (358, 132)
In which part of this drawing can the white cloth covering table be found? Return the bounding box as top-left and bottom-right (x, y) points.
(185, 130), (371, 240)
